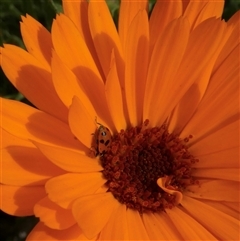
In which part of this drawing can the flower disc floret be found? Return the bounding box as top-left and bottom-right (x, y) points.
(101, 120), (199, 213)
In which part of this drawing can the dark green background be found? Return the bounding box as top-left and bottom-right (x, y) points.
(0, 0), (239, 240)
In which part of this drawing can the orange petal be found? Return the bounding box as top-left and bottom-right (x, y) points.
(125, 10), (149, 126)
(168, 19), (233, 134)
(51, 51), (95, 112)
(88, 0), (124, 82)
(185, 179), (239, 202)
(62, 0), (104, 80)
(34, 142), (102, 173)
(99, 204), (129, 240)
(1, 146), (64, 186)
(143, 17), (190, 126)
(62, 0), (88, 37)
(223, 201), (240, 212)
(52, 14), (101, 81)
(149, 0), (182, 54)
(168, 19), (234, 134)
(183, 1), (208, 30)
(52, 14), (113, 122)
(228, 8), (240, 25)
(182, 196), (239, 240)
(188, 118), (239, 162)
(1, 127), (34, 148)
(1, 98), (82, 150)
(142, 212), (183, 240)
(194, 146), (239, 169)
(20, 15), (52, 69)
(68, 96), (97, 148)
(183, 0), (224, 31)
(27, 222), (91, 241)
(193, 168), (239, 182)
(192, 1), (224, 30)
(214, 19), (239, 73)
(181, 41), (238, 141)
(46, 173), (106, 209)
(72, 192), (120, 239)
(118, 0), (148, 51)
(126, 208), (149, 240)
(95, 184), (108, 194)
(0, 184), (46, 216)
(34, 196), (76, 230)
(202, 200), (239, 220)
(166, 207), (217, 240)
(105, 53), (127, 132)
(0, 46), (68, 122)
(157, 177), (183, 205)
(161, 19), (226, 127)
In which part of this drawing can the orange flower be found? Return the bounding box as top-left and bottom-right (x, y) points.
(1, 0), (239, 240)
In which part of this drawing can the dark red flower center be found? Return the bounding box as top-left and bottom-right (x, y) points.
(100, 120), (199, 213)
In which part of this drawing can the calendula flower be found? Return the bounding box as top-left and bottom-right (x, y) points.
(1, 0), (239, 240)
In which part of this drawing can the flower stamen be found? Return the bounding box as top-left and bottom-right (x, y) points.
(100, 120), (198, 213)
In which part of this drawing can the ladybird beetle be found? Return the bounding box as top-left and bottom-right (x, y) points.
(90, 120), (112, 157)
(97, 125), (112, 154)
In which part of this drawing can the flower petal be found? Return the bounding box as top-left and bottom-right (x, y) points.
(202, 200), (239, 220)
(46, 173), (106, 209)
(62, 0), (102, 78)
(62, 0), (88, 36)
(182, 196), (239, 240)
(149, 0), (182, 54)
(188, 119), (239, 168)
(0, 184), (46, 216)
(27, 222), (91, 241)
(34, 196), (76, 230)
(72, 192), (120, 239)
(223, 201), (240, 213)
(68, 96), (97, 148)
(88, 0), (124, 82)
(2, 146), (64, 186)
(52, 14), (101, 81)
(34, 142), (102, 173)
(1, 127), (33, 148)
(143, 17), (190, 126)
(143, 212), (183, 240)
(161, 19), (226, 127)
(191, 1), (224, 30)
(166, 207), (217, 240)
(0, 45), (68, 122)
(99, 204), (129, 240)
(105, 53), (127, 131)
(1, 98), (82, 150)
(52, 14), (113, 124)
(213, 19), (239, 74)
(193, 168), (239, 182)
(184, 0), (224, 31)
(51, 50), (96, 112)
(125, 10), (149, 126)
(20, 14), (52, 69)
(185, 180), (239, 202)
(118, 0), (148, 51)
(181, 43), (239, 141)
(126, 209), (149, 240)
(168, 21), (233, 134)
(157, 177), (183, 205)
(194, 147), (239, 169)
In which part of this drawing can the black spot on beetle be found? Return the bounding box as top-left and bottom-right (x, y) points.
(105, 140), (110, 146)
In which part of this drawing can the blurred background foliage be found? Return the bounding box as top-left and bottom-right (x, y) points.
(0, 0), (239, 240)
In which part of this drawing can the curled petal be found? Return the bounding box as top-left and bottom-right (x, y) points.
(157, 176), (183, 205)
